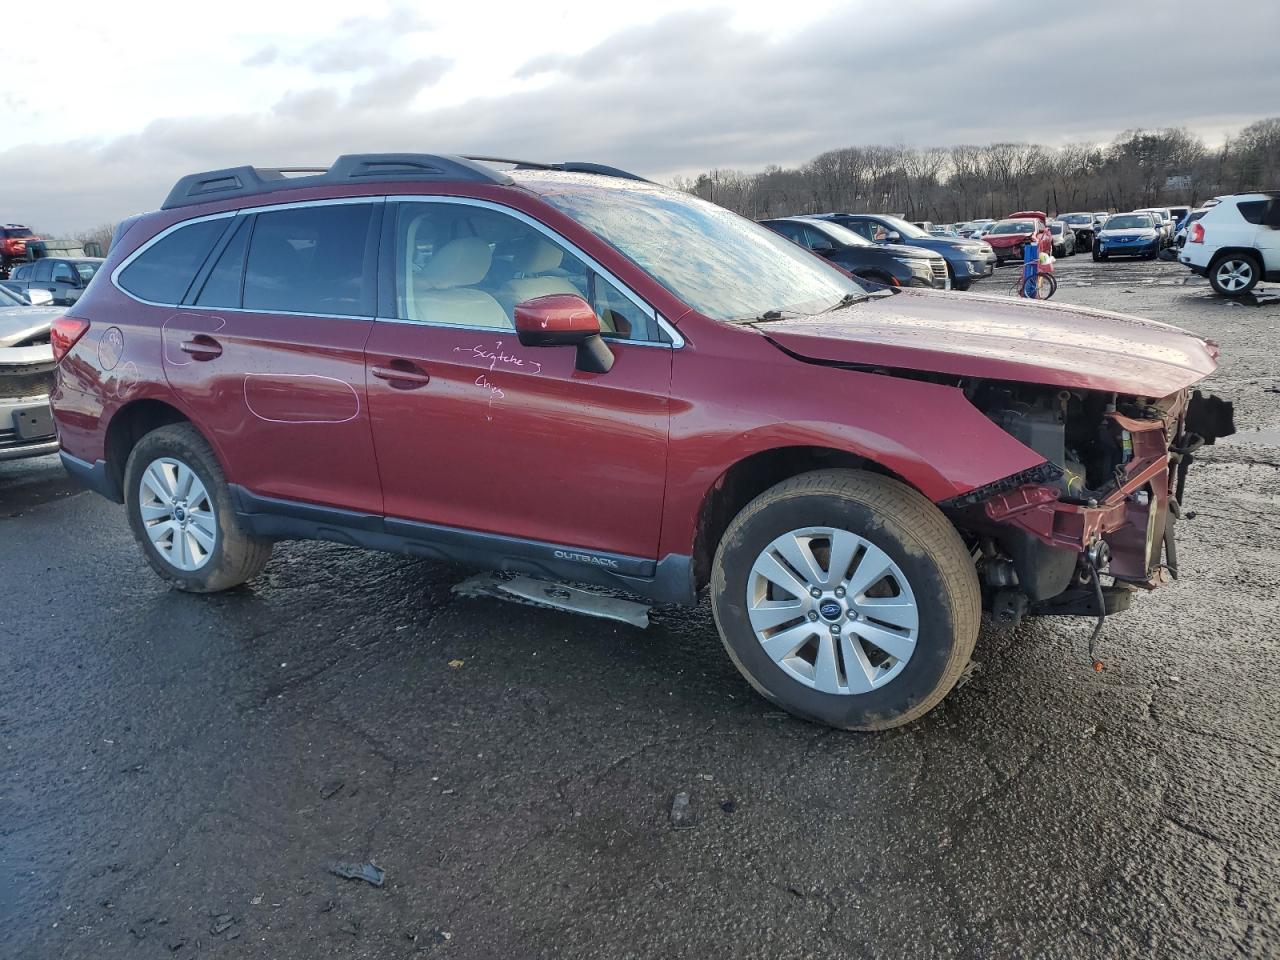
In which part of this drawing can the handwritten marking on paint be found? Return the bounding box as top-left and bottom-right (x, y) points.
(454, 341), (542, 375)
(475, 374), (505, 421)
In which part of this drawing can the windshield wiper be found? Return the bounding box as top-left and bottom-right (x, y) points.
(819, 292), (872, 313)
(735, 307), (805, 324)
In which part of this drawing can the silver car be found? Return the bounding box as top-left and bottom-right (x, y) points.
(1, 285), (63, 461)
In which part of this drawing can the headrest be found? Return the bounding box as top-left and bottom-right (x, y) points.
(418, 237), (492, 289)
(511, 235), (564, 274)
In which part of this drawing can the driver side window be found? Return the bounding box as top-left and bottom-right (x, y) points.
(393, 202), (662, 342)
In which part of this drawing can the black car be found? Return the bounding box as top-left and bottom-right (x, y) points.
(1057, 212), (1099, 252)
(759, 217), (949, 289)
(5, 257), (103, 306)
(805, 213), (995, 290)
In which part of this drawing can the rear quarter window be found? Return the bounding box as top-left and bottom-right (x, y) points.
(1236, 200), (1269, 225)
(117, 218), (229, 304)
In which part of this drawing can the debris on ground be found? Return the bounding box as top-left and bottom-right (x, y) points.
(320, 779), (344, 800)
(408, 928), (453, 951)
(209, 914), (236, 935)
(721, 800), (737, 814)
(453, 573), (650, 628)
(447, 659), (465, 669)
(328, 861), (386, 887)
(670, 791), (695, 829)
(956, 660), (983, 689)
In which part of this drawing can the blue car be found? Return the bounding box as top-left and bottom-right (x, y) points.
(1093, 213), (1163, 261)
(804, 213), (997, 290)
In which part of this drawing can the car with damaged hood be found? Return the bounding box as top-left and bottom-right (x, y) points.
(983, 213), (1054, 265)
(49, 154), (1232, 731)
(1, 284), (64, 460)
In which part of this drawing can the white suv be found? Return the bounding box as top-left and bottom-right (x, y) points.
(1179, 192), (1280, 297)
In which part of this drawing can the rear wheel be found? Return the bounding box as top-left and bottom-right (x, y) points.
(124, 423), (272, 592)
(1209, 253), (1260, 297)
(709, 470), (980, 730)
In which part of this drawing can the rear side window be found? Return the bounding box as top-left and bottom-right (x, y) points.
(195, 218), (250, 307)
(118, 218), (229, 304)
(1237, 199), (1278, 227)
(242, 204), (376, 316)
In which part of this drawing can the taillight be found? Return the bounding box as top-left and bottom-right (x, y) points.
(1189, 222), (1204, 244)
(51, 316), (90, 363)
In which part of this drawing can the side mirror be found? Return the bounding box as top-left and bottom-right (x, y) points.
(514, 294), (614, 374)
(810, 242), (837, 257)
(884, 231), (901, 243)
(25, 287), (53, 305)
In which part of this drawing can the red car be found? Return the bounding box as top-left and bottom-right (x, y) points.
(984, 211), (1054, 265)
(1, 224), (41, 278)
(49, 155), (1232, 730)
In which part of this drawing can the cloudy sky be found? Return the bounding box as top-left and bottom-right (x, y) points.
(3, 0), (1276, 233)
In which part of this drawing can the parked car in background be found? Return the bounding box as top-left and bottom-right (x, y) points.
(1057, 212), (1099, 251)
(5, 257), (103, 306)
(957, 219), (994, 238)
(1167, 206), (1191, 228)
(1048, 221), (1076, 257)
(48, 152), (1229, 731)
(1179, 192), (1280, 297)
(760, 217), (949, 289)
(807, 213), (995, 290)
(1094, 212), (1162, 260)
(1133, 208), (1174, 247)
(1175, 209), (1209, 248)
(1, 224), (41, 279)
(982, 213), (1053, 265)
(1, 283), (63, 461)
(928, 226), (959, 237)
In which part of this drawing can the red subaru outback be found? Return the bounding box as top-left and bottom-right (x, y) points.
(50, 155), (1231, 730)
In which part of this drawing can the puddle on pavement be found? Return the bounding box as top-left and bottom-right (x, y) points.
(1219, 427), (1280, 448)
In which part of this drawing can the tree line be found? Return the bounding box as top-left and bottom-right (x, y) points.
(672, 118), (1280, 222)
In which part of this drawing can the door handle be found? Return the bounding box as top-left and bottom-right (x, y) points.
(179, 335), (222, 360)
(371, 362), (431, 389)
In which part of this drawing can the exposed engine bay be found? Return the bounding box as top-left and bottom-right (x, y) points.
(945, 379), (1236, 631)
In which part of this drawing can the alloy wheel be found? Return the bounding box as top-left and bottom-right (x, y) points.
(1216, 259), (1253, 293)
(138, 456), (217, 571)
(746, 526), (919, 694)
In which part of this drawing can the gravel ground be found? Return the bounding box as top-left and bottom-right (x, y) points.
(2, 255), (1278, 960)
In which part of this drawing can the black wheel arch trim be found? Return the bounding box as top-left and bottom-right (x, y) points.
(60, 451), (124, 503)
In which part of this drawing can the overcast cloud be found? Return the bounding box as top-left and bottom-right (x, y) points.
(2, 0), (1276, 233)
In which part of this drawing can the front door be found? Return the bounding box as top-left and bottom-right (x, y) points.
(159, 201), (384, 514)
(364, 199), (673, 560)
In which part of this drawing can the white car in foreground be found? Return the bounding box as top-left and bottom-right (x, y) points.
(1179, 192), (1280, 297)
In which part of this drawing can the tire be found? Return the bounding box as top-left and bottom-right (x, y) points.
(1209, 252), (1261, 297)
(124, 423), (272, 592)
(953, 279), (972, 292)
(1036, 273), (1058, 299)
(709, 469), (981, 731)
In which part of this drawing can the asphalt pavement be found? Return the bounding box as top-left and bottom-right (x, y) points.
(2, 256), (1278, 959)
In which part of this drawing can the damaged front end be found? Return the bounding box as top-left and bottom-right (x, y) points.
(943, 383), (1235, 632)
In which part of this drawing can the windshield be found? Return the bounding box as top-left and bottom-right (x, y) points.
(873, 215), (930, 240)
(810, 219), (873, 247)
(1049, 223), (1064, 234)
(526, 175), (865, 320)
(1104, 215), (1154, 230)
(989, 220), (1035, 234)
(1060, 214), (1091, 224)
(2, 227), (34, 238)
(73, 261), (100, 282)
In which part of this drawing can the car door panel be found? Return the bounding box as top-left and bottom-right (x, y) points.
(366, 324), (671, 558)
(364, 198), (673, 560)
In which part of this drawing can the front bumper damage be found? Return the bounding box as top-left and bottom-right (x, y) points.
(944, 389), (1235, 627)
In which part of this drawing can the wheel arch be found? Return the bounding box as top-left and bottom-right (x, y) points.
(689, 446), (920, 592)
(1208, 246), (1262, 267)
(103, 398), (196, 500)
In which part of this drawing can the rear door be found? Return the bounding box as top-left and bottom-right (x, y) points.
(363, 198), (673, 561)
(128, 201), (385, 513)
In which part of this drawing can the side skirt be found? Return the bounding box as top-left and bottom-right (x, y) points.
(229, 485), (696, 607)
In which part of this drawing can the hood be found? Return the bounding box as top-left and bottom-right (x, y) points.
(888, 235), (976, 254)
(0, 305), (63, 348)
(879, 242), (944, 260)
(984, 232), (1032, 247)
(755, 289), (1218, 396)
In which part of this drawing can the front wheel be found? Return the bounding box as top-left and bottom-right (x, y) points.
(1209, 253), (1260, 297)
(1035, 273), (1058, 299)
(709, 470), (981, 730)
(124, 423), (273, 592)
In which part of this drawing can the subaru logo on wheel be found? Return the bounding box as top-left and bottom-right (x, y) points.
(819, 601), (842, 621)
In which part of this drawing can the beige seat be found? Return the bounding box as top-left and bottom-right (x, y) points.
(498, 237), (613, 330)
(407, 235), (510, 329)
